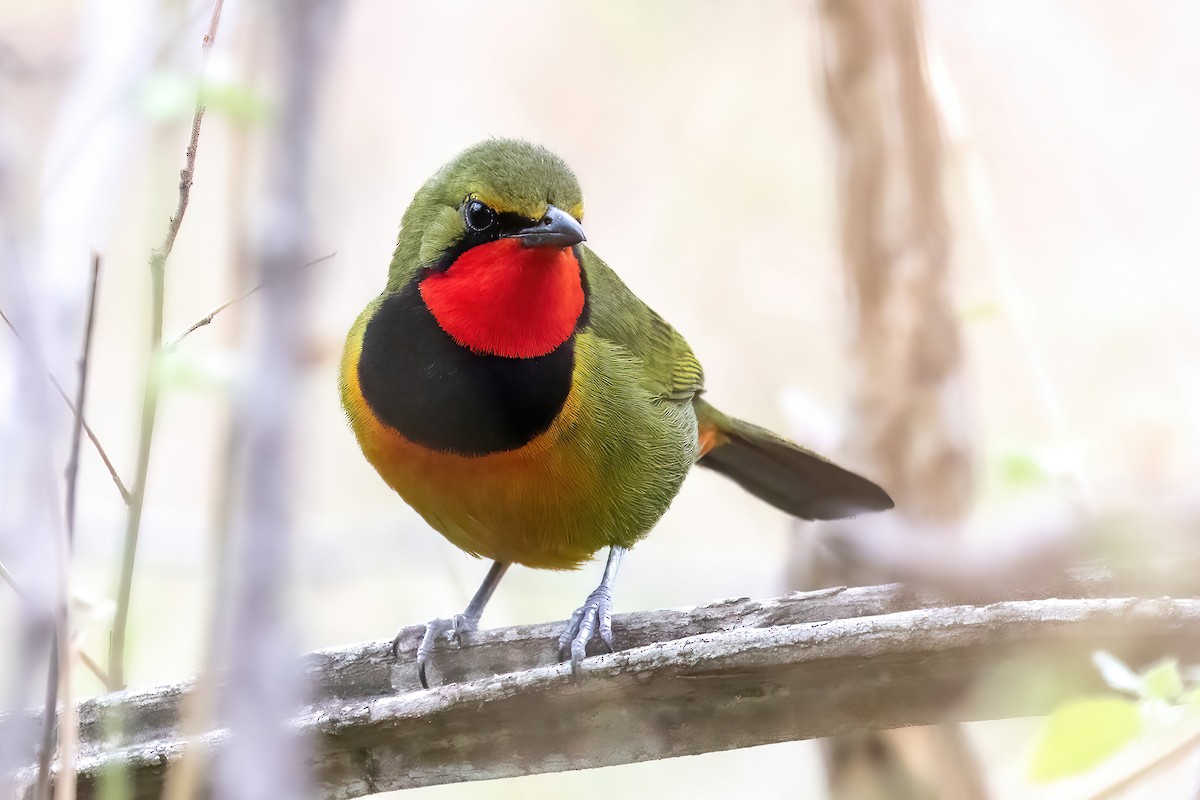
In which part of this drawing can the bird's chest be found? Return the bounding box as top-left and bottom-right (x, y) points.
(343, 319), (692, 568)
(343, 305), (599, 565)
(355, 286), (576, 457)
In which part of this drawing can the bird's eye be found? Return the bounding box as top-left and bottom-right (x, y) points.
(464, 200), (496, 232)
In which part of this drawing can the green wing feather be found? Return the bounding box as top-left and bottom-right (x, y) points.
(578, 247), (703, 402)
(577, 245), (892, 521)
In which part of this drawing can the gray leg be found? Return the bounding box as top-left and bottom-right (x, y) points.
(558, 546), (626, 677)
(397, 560), (510, 689)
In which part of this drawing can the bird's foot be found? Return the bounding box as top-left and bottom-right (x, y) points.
(557, 585), (615, 678)
(400, 614), (478, 689)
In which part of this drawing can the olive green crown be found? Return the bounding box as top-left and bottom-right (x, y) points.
(386, 139), (585, 292)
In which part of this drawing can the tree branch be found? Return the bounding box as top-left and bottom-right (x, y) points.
(8, 578), (1200, 799)
(108, 0), (225, 691)
(206, 2), (337, 798)
(33, 253), (99, 800)
(64, 253), (101, 546)
(165, 252), (336, 349)
(0, 309), (129, 504)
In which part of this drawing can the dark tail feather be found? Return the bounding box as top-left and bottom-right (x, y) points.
(695, 399), (893, 521)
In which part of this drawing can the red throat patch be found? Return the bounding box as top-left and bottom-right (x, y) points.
(419, 238), (585, 358)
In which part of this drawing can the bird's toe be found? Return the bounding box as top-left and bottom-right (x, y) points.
(557, 605), (586, 658)
(558, 587), (615, 677)
(414, 615), (476, 689)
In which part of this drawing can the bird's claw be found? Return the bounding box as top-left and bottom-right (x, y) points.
(557, 586), (614, 677)
(411, 614), (477, 689)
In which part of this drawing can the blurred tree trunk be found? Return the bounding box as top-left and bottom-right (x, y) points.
(210, 2), (338, 799)
(0, 91), (61, 799)
(798, 2), (985, 799)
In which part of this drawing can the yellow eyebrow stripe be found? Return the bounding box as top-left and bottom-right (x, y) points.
(465, 190), (584, 223)
(466, 190), (544, 220)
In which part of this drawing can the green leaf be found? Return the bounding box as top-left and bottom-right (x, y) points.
(958, 301), (1000, 322)
(154, 346), (235, 392)
(139, 72), (198, 120)
(138, 71), (270, 123)
(202, 82), (271, 123)
(999, 452), (1050, 490)
(1140, 659), (1184, 703)
(1028, 697), (1141, 782)
(1093, 651), (1141, 694)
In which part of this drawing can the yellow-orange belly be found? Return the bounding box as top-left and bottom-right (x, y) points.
(340, 319), (698, 569)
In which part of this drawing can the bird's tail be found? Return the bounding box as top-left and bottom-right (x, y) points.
(694, 398), (894, 521)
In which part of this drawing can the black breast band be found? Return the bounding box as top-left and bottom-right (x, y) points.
(357, 285), (575, 456)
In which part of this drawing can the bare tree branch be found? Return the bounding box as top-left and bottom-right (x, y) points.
(0, 123), (65, 800)
(73, 654), (107, 692)
(811, 1), (984, 796)
(0, 564), (107, 688)
(1088, 725), (1200, 800)
(108, 0), (226, 691)
(33, 254), (99, 800)
(63, 254), (101, 547)
(7, 581), (1200, 799)
(0, 310), (129, 504)
(0, 559), (26, 599)
(208, 2), (338, 798)
(165, 252), (336, 349)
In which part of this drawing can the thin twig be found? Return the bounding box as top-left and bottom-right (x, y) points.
(166, 251), (336, 349)
(51, 255), (100, 800)
(0, 39), (69, 83)
(65, 254), (100, 545)
(108, 0), (225, 692)
(33, 255), (98, 800)
(153, 111), (206, 271)
(923, 40), (1094, 506)
(0, 559), (26, 600)
(76, 652), (108, 688)
(1087, 725), (1200, 800)
(0, 560), (106, 686)
(0, 309), (129, 504)
(34, 642), (58, 800)
(41, 3), (215, 194)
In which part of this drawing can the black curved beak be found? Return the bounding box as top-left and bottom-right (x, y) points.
(512, 205), (586, 249)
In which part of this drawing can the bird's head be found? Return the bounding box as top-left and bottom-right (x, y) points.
(388, 139), (586, 287)
(386, 140), (590, 358)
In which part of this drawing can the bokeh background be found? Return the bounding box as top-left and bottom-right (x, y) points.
(2, 1), (1199, 797)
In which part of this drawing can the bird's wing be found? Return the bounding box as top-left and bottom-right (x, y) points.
(578, 247), (704, 402)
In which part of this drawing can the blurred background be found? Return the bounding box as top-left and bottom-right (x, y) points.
(2, 0), (1199, 797)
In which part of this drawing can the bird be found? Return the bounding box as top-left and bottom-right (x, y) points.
(339, 139), (893, 688)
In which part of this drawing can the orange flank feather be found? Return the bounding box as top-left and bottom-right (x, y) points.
(697, 420), (728, 458)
